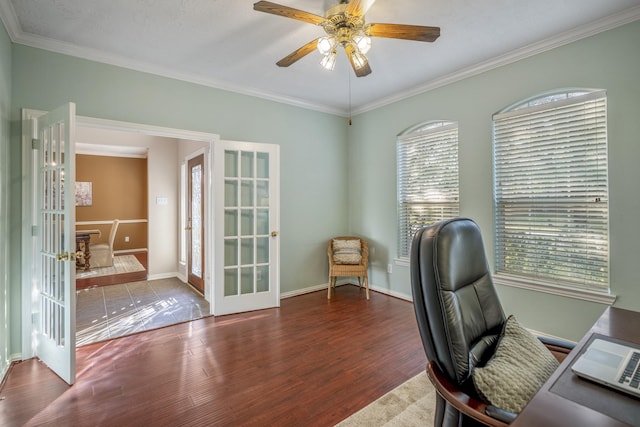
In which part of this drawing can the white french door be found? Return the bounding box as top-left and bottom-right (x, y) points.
(34, 103), (77, 384)
(213, 140), (280, 315)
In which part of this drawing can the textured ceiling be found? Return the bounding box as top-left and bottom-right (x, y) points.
(1, 0), (640, 115)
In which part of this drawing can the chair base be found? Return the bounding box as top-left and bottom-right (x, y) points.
(327, 277), (369, 300)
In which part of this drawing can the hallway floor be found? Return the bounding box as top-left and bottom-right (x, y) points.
(76, 277), (210, 346)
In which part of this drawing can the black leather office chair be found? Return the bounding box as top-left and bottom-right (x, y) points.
(410, 218), (573, 426)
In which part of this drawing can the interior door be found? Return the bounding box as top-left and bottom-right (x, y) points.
(187, 154), (205, 293)
(214, 141), (280, 315)
(34, 103), (76, 384)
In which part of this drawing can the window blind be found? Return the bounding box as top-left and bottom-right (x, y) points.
(493, 90), (609, 292)
(397, 122), (459, 258)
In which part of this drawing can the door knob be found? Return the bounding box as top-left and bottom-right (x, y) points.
(56, 252), (69, 261)
(271, 231), (278, 237)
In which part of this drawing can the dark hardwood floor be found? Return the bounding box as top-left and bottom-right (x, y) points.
(0, 286), (427, 427)
(76, 252), (148, 290)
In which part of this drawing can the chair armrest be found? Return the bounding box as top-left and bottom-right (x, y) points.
(427, 362), (511, 427)
(538, 336), (575, 362)
(486, 405), (518, 424)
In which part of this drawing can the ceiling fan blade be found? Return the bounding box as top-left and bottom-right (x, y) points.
(253, 1), (325, 25)
(344, 44), (372, 78)
(346, 0), (377, 17)
(276, 39), (320, 67)
(368, 23), (440, 42)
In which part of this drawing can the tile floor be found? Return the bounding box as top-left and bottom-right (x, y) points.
(76, 277), (210, 346)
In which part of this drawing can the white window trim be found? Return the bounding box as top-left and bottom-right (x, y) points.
(494, 273), (616, 305)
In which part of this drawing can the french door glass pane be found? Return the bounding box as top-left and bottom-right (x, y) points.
(241, 209), (253, 235)
(223, 148), (271, 298)
(224, 240), (237, 266)
(225, 151), (238, 177)
(241, 238), (254, 264)
(191, 164), (202, 277)
(241, 151), (254, 178)
(224, 210), (237, 236)
(256, 265), (269, 292)
(241, 267), (254, 294)
(224, 269), (238, 296)
(257, 209), (269, 235)
(257, 237), (269, 264)
(257, 152), (269, 179)
(225, 180), (238, 207)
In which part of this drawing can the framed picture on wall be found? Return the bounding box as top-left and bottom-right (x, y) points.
(75, 181), (92, 206)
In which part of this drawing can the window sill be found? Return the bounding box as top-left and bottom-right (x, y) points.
(493, 274), (616, 305)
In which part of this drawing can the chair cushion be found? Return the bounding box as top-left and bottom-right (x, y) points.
(332, 239), (362, 265)
(471, 315), (559, 413)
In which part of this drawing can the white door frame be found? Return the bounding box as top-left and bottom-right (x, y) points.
(21, 112), (219, 357)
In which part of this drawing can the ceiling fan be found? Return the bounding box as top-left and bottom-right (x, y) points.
(253, 0), (440, 77)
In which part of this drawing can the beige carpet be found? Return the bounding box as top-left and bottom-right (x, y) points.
(336, 372), (436, 426)
(76, 254), (145, 279)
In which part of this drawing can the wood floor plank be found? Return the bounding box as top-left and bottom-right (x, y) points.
(0, 286), (426, 426)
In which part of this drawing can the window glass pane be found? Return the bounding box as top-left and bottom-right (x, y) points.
(397, 121), (459, 258)
(493, 90), (609, 292)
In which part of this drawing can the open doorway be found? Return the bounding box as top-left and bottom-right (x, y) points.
(73, 123), (214, 346)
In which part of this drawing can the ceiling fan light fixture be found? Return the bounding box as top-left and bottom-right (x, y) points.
(320, 50), (337, 71)
(317, 36), (337, 55)
(349, 46), (368, 70)
(353, 32), (371, 54)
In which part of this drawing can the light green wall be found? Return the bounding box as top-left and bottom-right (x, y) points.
(8, 44), (350, 356)
(348, 20), (640, 341)
(0, 18), (12, 378)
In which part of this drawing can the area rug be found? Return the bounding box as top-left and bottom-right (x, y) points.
(76, 254), (145, 279)
(336, 371), (436, 426)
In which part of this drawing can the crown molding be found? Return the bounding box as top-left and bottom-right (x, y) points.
(353, 5), (640, 116)
(0, 0), (20, 42)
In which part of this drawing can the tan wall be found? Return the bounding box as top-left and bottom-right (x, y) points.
(76, 154), (148, 251)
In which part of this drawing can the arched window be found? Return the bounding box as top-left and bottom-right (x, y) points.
(397, 121), (459, 258)
(493, 89), (609, 295)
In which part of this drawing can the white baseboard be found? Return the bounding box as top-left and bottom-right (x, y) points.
(368, 284), (413, 302)
(1, 353), (24, 385)
(147, 272), (180, 281)
(113, 248), (147, 255)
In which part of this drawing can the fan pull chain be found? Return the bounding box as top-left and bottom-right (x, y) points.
(348, 71), (352, 126)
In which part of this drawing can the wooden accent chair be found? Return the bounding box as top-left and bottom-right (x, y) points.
(410, 218), (574, 426)
(327, 236), (369, 300)
(90, 219), (119, 268)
